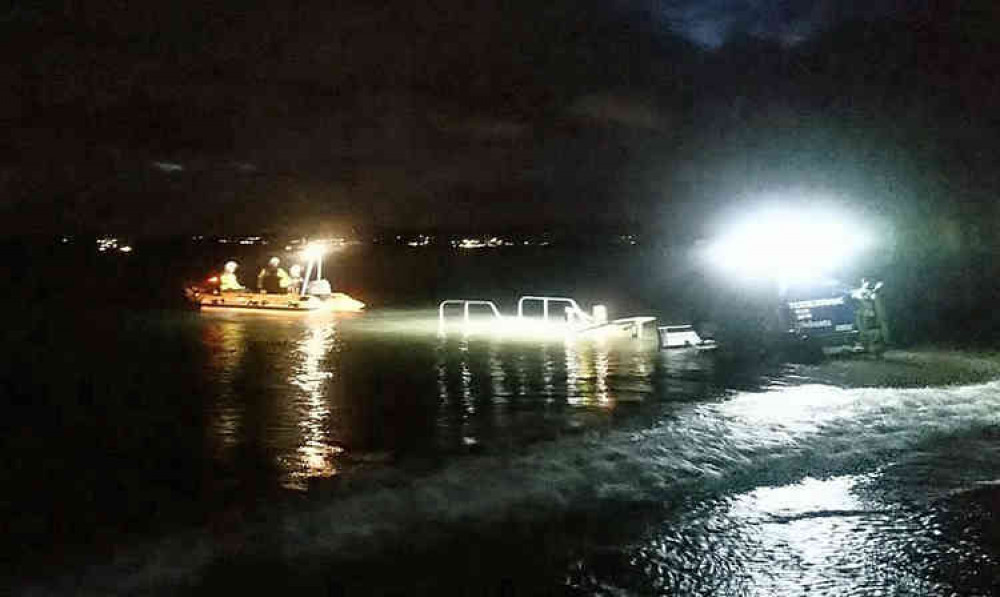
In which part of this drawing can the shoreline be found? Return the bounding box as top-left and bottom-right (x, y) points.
(790, 348), (1000, 389)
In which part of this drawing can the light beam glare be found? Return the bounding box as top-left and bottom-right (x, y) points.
(708, 205), (873, 286)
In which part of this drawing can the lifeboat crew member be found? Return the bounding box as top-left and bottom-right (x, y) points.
(219, 261), (245, 292)
(286, 264), (304, 294)
(257, 256), (290, 294)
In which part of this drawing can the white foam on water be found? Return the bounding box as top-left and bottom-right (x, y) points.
(275, 379), (1000, 570)
(21, 379), (1000, 595)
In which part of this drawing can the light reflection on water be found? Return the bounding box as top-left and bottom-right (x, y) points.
(285, 322), (342, 489)
(561, 379), (1000, 596)
(17, 309), (1000, 595)
(595, 343), (611, 405)
(200, 310), (680, 489)
(202, 318), (247, 458)
(183, 311), (1000, 595)
(727, 476), (886, 595)
(572, 472), (991, 596)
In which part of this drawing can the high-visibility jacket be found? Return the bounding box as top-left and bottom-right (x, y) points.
(286, 274), (304, 294)
(258, 266), (289, 293)
(220, 272), (244, 292)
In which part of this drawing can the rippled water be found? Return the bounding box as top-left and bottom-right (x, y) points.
(185, 308), (756, 492)
(6, 307), (1000, 595)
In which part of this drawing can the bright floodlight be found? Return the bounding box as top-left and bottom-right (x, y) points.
(300, 242), (327, 261)
(707, 206), (870, 285)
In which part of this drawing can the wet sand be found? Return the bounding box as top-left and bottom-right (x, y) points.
(793, 348), (1000, 388)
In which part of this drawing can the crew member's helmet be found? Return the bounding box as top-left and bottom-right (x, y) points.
(290, 264), (302, 277)
(224, 261), (238, 273)
(268, 257), (280, 267)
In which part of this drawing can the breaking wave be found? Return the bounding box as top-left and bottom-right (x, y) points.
(20, 379), (1000, 595)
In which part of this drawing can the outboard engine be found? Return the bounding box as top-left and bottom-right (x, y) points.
(592, 304), (608, 324)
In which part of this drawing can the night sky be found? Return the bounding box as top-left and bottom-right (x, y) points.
(658, 0), (910, 46)
(4, 0), (994, 237)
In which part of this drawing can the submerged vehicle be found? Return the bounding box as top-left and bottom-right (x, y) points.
(185, 246), (365, 314)
(657, 325), (717, 352)
(438, 295), (656, 340)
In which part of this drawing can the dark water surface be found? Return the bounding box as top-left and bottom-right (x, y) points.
(4, 246), (1000, 595)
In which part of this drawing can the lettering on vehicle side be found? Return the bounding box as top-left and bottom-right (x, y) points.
(787, 297), (845, 309)
(800, 319), (833, 328)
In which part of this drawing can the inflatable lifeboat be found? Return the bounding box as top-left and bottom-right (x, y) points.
(186, 244), (365, 314)
(187, 288), (365, 314)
